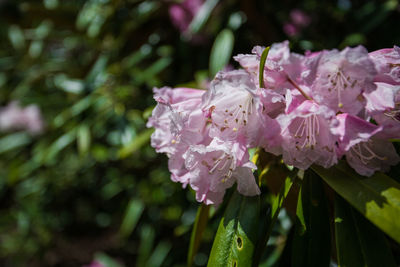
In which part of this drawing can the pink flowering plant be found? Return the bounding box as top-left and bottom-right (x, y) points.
(148, 41), (400, 266)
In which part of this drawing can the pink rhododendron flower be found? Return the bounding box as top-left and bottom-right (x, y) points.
(331, 113), (382, 154)
(183, 138), (259, 205)
(147, 87), (208, 185)
(147, 87), (206, 154)
(278, 100), (338, 169)
(0, 101), (44, 134)
(331, 114), (399, 176)
(369, 46), (400, 85)
(364, 83), (400, 139)
(235, 41), (306, 94)
(311, 46), (377, 115)
(346, 138), (400, 176)
(202, 70), (281, 148)
(364, 82), (397, 114)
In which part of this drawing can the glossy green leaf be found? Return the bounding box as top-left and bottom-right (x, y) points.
(335, 195), (396, 267)
(258, 46), (270, 89)
(312, 162), (400, 243)
(209, 29), (234, 78)
(207, 191), (259, 267)
(291, 170), (331, 267)
(253, 173), (295, 265)
(271, 175), (295, 217)
(188, 204), (210, 267)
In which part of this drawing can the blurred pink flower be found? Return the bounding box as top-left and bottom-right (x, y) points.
(169, 0), (203, 33)
(82, 260), (105, 267)
(290, 9), (311, 27)
(283, 23), (299, 37)
(0, 101), (44, 134)
(283, 9), (311, 37)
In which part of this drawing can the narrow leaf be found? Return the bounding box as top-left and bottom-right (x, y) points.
(209, 29), (234, 78)
(258, 46), (270, 89)
(0, 132), (31, 154)
(44, 129), (76, 163)
(118, 128), (154, 158)
(136, 225), (155, 267)
(77, 124), (91, 155)
(207, 191), (259, 267)
(335, 194), (396, 267)
(291, 170), (331, 267)
(147, 241), (172, 267)
(189, 0), (219, 33)
(187, 204), (210, 267)
(312, 162), (400, 244)
(119, 199), (144, 238)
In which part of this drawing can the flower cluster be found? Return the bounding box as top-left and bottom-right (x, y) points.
(147, 41), (400, 205)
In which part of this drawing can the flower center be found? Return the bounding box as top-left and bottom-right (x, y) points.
(221, 95), (254, 132)
(384, 103), (400, 122)
(293, 115), (320, 150)
(349, 141), (387, 164)
(202, 152), (235, 183)
(327, 69), (357, 108)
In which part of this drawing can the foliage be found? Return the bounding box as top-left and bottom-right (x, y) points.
(0, 0), (399, 266)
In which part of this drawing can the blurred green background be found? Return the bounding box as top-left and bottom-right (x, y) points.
(0, 0), (399, 266)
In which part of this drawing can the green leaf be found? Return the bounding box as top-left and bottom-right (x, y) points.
(77, 124), (91, 155)
(119, 199), (144, 238)
(44, 130), (76, 164)
(209, 29), (234, 78)
(312, 162), (400, 244)
(207, 191), (259, 267)
(147, 241), (172, 267)
(0, 132), (31, 154)
(271, 174), (295, 217)
(253, 173), (295, 265)
(136, 225), (155, 267)
(258, 46), (270, 89)
(188, 204), (210, 267)
(118, 128), (154, 158)
(94, 252), (124, 267)
(8, 25), (25, 50)
(189, 0), (219, 33)
(335, 195), (396, 267)
(291, 170), (331, 267)
(134, 57), (172, 86)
